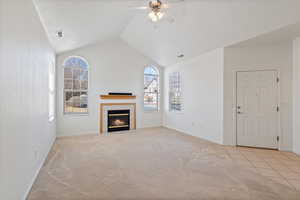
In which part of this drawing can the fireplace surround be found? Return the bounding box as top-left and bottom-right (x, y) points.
(100, 103), (136, 134)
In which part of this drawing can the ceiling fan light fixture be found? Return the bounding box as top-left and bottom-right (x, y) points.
(148, 11), (164, 22)
(148, 0), (165, 22)
(177, 54), (185, 58)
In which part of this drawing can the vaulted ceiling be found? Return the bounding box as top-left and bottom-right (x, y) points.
(35, 0), (300, 66)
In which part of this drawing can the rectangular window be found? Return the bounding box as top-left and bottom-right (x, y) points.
(49, 62), (55, 122)
(169, 71), (182, 112)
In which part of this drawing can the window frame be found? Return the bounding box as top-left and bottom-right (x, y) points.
(48, 60), (56, 122)
(62, 56), (89, 115)
(169, 71), (183, 112)
(143, 66), (160, 112)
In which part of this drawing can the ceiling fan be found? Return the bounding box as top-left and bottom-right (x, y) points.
(133, 0), (185, 22)
(147, 0), (167, 22)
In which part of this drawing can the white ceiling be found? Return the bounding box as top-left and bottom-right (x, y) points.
(35, 0), (300, 66)
(229, 22), (300, 48)
(34, 0), (138, 53)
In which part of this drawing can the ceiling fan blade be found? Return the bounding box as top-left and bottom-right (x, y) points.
(129, 6), (148, 10)
(161, 4), (170, 9)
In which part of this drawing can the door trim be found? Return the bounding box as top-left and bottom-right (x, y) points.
(234, 69), (281, 150)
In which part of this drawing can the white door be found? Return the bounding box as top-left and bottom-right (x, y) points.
(236, 70), (279, 149)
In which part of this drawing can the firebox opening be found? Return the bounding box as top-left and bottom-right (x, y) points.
(107, 110), (130, 132)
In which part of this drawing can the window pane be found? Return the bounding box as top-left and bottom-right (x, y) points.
(73, 80), (80, 90)
(65, 91), (74, 113)
(64, 57), (88, 70)
(144, 66), (158, 75)
(72, 92), (83, 113)
(170, 92), (182, 111)
(64, 68), (72, 79)
(144, 75), (155, 88)
(73, 68), (81, 80)
(144, 93), (158, 111)
(81, 70), (88, 80)
(65, 101), (73, 113)
(72, 92), (81, 108)
(81, 80), (88, 90)
(64, 91), (88, 113)
(65, 91), (73, 102)
(80, 92), (88, 113)
(64, 79), (72, 90)
(144, 75), (158, 93)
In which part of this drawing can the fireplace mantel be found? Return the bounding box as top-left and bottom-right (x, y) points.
(100, 95), (136, 100)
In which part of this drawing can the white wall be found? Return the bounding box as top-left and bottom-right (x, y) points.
(0, 0), (56, 199)
(293, 37), (300, 155)
(224, 43), (293, 151)
(56, 39), (163, 137)
(163, 48), (224, 144)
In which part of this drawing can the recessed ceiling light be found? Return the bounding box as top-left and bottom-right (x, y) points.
(57, 30), (63, 38)
(177, 54), (184, 58)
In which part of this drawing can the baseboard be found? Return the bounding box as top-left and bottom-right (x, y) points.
(57, 126), (164, 138)
(163, 125), (223, 145)
(22, 136), (56, 200)
(279, 146), (293, 152)
(57, 130), (99, 137)
(294, 149), (300, 156)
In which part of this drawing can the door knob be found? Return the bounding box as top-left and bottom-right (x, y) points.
(237, 111), (243, 114)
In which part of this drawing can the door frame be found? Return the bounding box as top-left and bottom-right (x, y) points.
(234, 69), (281, 150)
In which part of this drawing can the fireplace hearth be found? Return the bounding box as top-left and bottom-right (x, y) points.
(107, 110), (130, 132)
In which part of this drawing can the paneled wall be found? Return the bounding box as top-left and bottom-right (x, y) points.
(0, 0), (56, 199)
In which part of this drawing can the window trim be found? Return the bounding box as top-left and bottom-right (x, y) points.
(143, 66), (160, 112)
(62, 55), (90, 115)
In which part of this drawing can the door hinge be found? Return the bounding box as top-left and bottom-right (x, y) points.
(277, 136), (280, 142)
(277, 106), (280, 112)
(276, 77), (280, 83)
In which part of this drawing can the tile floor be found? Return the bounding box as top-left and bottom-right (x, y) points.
(28, 127), (300, 199)
(224, 145), (300, 191)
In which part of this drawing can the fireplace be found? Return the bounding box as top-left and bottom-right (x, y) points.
(107, 110), (130, 132)
(100, 103), (136, 134)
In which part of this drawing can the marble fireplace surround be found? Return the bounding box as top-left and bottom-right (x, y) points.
(100, 103), (136, 134)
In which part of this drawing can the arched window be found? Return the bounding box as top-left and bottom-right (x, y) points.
(63, 56), (89, 114)
(144, 66), (159, 111)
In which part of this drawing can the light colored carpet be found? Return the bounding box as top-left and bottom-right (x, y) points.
(28, 127), (300, 200)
